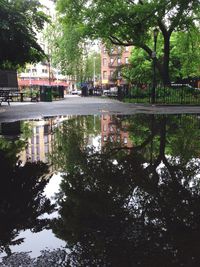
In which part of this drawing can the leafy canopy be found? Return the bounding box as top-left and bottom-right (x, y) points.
(57, 0), (200, 85)
(0, 0), (49, 70)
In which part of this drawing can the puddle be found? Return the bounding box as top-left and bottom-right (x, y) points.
(0, 114), (200, 266)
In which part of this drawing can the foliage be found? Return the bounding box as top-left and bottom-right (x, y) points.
(170, 28), (200, 79)
(83, 52), (101, 82)
(122, 47), (153, 85)
(122, 29), (200, 85)
(45, 19), (101, 83)
(0, 249), (68, 267)
(51, 116), (101, 172)
(57, 0), (200, 85)
(0, 0), (49, 70)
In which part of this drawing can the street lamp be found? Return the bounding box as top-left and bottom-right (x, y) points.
(151, 28), (159, 104)
(93, 56), (96, 86)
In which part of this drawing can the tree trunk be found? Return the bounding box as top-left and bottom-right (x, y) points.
(155, 32), (171, 86)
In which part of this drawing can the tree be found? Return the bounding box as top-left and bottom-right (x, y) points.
(0, 0), (49, 70)
(45, 20), (101, 84)
(122, 29), (200, 85)
(83, 52), (101, 83)
(57, 0), (200, 86)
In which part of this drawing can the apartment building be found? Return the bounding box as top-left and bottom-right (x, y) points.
(101, 45), (132, 88)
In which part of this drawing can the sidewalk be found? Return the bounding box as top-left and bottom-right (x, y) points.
(0, 96), (200, 122)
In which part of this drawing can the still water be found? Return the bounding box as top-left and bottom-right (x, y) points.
(0, 114), (200, 266)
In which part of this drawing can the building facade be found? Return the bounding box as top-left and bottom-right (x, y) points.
(101, 45), (132, 88)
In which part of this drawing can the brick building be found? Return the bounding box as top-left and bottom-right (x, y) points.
(101, 45), (132, 88)
(101, 114), (132, 148)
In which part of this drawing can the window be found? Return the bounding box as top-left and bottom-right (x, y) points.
(32, 69), (37, 73)
(103, 47), (107, 53)
(110, 125), (114, 132)
(42, 69), (48, 73)
(124, 137), (128, 144)
(103, 124), (107, 132)
(118, 46), (122, 53)
(36, 146), (40, 155)
(103, 135), (107, 141)
(110, 58), (114, 64)
(117, 58), (121, 64)
(110, 71), (114, 77)
(110, 136), (114, 142)
(45, 145), (49, 153)
(36, 135), (39, 144)
(36, 126), (40, 134)
(103, 58), (107, 66)
(125, 57), (129, 64)
(125, 47), (129, 52)
(31, 145), (34, 154)
(31, 136), (34, 144)
(118, 71), (121, 78)
(44, 135), (48, 144)
(103, 71), (107, 79)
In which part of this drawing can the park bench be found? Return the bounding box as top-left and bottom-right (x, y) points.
(0, 88), (25, 105)
(0, 90), (13, 105)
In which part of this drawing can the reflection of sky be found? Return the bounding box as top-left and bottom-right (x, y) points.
(11, 230), (66, 258)
(10, 173), (65, 258)
(44, 172), (62, 200)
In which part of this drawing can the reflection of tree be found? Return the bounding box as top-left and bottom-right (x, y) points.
(52, 114), (200, 266)
(0, 249), (67, 267)
(52, 116), (100, 172)
(0, 136), (55, 255)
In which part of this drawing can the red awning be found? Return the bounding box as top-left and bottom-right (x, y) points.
(18, 79), (69, 87)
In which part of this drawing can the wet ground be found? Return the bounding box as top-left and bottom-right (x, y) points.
(0, 95), (200, 122)
(1, 98), (200, 266)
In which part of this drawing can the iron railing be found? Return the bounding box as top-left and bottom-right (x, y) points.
(121, 84), (200, 105)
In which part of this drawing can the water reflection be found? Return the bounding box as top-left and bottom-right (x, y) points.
(1, 114), (200, 266)
(52, 114), (200, 266)
(0, 123), (55, 256)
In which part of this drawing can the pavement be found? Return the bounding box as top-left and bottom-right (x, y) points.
(0, 95), (200, 122)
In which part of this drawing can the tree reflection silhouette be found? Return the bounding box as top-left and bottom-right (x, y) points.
(0, 137), (55, 256)
(52, 115), (200, 267)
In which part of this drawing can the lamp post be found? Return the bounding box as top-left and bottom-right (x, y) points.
(48, 57), (51, 85)
(93, 56), (96, 86)
(151, 28), (159, 104)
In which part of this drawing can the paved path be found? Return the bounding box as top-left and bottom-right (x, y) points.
(0, 95), (200, 122)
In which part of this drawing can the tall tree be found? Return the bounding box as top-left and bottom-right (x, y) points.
(0, 0), (49, 70)
(57, 0), (200, 85)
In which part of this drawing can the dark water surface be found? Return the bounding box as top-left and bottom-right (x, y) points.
(0, 114), (200, 266)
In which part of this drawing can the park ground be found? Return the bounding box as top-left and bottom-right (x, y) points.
(0, 95), (200, 122)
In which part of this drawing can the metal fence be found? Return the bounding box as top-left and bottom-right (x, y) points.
(122, 84), (200, 105)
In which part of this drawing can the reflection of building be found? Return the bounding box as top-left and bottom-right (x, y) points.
(20, 116), (70, 164)
(20, 119), (54, 163)
(101, 114), (132, 147)
(101, 45), (132, 87)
